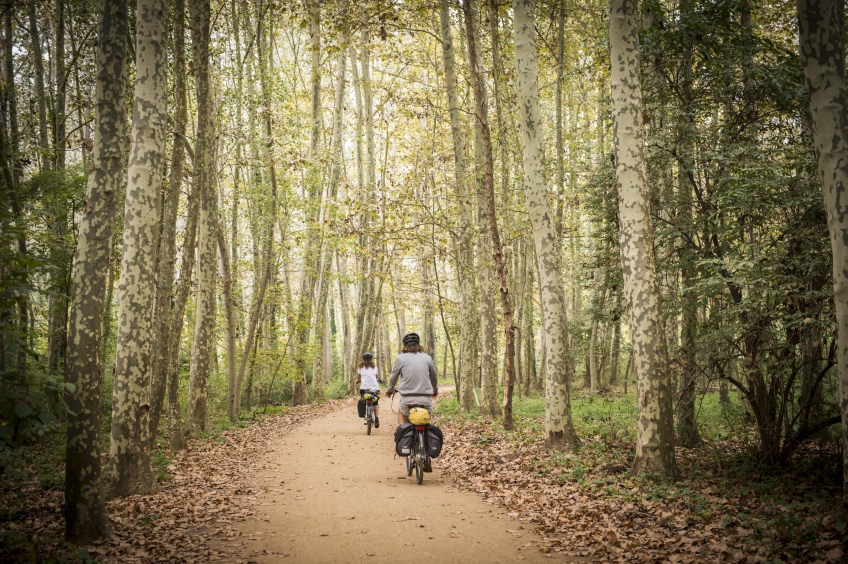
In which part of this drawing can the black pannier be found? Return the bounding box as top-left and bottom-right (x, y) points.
(357, 399), (366, 418)
(426, 425), (443, 458)
(394, 423), (414, 457)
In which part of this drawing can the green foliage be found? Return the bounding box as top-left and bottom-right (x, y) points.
(434, 395), (462, 417)
(324, 378), (350, 400)
(151, 450), (173, 483)
(0, 371), (74, 450)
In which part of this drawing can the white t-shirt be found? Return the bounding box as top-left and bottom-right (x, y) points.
(358, 366), (379, 390)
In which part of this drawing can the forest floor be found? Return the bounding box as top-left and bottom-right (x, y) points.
(1, 390), (847, 562)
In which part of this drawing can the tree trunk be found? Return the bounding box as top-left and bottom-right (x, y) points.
(46, 0), (69, 377)
(293, 0), (322, 406)
(187, 0), (218, 433)
(677, 256), (702, 447)
(513, 0), (579, 449)
(27, 2), (49, 170)
(588, 318), (598, 391)
(54, 0), (66, 170)
(3, 1), (19, 182)
(523, 249), (537, 396)
(109, 0), (168, 498)
(64, 0), (128, 541)
(219, 223), (238, 420)
(313, 0), (348, 398)
(149, 0), (187, 446)
(438, 0), (478, 411)
(233, 10), (276, 417)
(609, 0), (677, 477)
(463, 0), (516, 429)
(462, 0), (498, 420)
(796, 0), (848, 501)
(554, 0), (565, 237)
(610, 313), (621, 385)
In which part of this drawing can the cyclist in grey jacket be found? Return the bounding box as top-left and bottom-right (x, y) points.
(386, 332), (438, 425)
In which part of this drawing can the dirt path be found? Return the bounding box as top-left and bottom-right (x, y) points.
(215, 403), (553, 563)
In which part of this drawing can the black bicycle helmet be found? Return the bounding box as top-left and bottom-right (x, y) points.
(402, 332), (420, 345)
(362, 352), (373, 360)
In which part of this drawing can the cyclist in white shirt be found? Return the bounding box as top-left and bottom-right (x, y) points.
(357, 352), (381, 428)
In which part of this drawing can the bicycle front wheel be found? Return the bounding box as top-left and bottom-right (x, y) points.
(406, 453), (413, 476)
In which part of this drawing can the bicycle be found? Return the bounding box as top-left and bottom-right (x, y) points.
(404, 412), (430, 485)
(388, 392), (433, 485)
(362, 390), (379, 435)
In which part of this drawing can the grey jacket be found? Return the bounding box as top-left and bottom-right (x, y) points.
(387, 352), (438, 397)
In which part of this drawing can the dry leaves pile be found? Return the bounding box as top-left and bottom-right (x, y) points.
(435, 418), (846, 563)
(1, 399), (350, 563)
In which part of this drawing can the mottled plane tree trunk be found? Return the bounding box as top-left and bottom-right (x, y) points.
(164, 34), (193, 452)
(438, 0), (478, 411)
(796, 0), (848, 501)
(513, 0), (579, 449)
(463, 0), (516, 428)
(187, 0), (218, 432)
(64, 0), (128, 540)
(109, 0), (168, 497)
(608, 0), (677, 477)
(149, 0), (187, 446)
(463, 0), (498, 419)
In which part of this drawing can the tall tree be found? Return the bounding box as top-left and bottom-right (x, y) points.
(233, 4), (277, 418)
(293, 0), (322, 406)
(46, 0), (70, 377)
(109, 0), (168, 497)
(609, 0), (677, 477)
(64, 0), (129, 540)
(313, 0), (348, 398)
(463, 0), (498, 420)
(3, 0), (19, 184)
(187, 0), (218, 432)
(149, 0), (188, 445)
(54, 0), (66, 171)
(463, 0), (517, 429)
(438, 0), (478, 412)
(513, 0), (579, 449)
(27, 1), (49, 170)
(796, 0), (848, 501)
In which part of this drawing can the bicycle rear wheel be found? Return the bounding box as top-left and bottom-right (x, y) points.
(366, 406), (372, 435)
(415, 431), (425, 484)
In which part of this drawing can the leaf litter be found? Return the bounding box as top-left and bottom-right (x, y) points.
(435, 416), (847, 563)
(0, 399), (351, 562)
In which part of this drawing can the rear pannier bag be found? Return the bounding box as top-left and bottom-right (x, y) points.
(357, 399), (366, 418)
(426, 425), (443, 458)
(394, 423), (414, 457)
